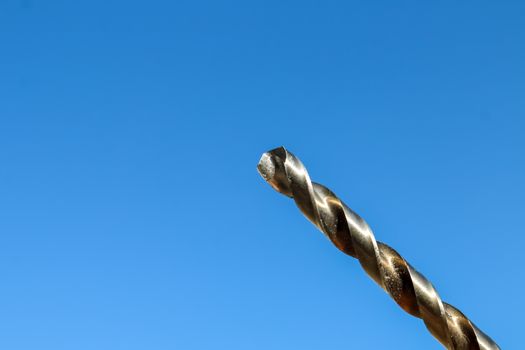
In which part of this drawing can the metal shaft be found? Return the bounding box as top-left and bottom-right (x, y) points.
(257, 146), (499, 350)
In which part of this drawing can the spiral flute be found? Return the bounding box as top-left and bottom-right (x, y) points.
(257, 146), (499, 350)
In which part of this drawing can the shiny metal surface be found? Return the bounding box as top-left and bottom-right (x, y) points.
(257, 146), (499, 350)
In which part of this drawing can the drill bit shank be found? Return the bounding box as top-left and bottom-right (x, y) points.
(257, 146), (499, 350)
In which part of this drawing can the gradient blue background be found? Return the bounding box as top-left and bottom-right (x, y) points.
(1, 1), (523, 349)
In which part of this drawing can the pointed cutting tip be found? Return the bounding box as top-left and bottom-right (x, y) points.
(257, 146), (291, 195)
(257, 151), (275, 182)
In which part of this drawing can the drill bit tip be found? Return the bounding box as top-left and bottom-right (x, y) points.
(257, 146), (292, 197)
(257, 152), (275, 182)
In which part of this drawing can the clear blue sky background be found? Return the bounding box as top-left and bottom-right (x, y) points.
(1, 1), (523, 349)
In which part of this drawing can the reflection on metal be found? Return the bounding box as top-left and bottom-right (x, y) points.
(257, 146), (499, 350)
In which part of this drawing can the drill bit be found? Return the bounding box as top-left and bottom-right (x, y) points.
(257, 146), (499, 350)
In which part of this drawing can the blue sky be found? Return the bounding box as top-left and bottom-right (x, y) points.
(1, 1), (524, 349)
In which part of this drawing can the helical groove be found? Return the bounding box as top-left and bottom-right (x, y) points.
(257, 146), (499, 350)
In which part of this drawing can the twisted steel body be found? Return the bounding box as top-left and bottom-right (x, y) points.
(257, 146), (499, 350)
